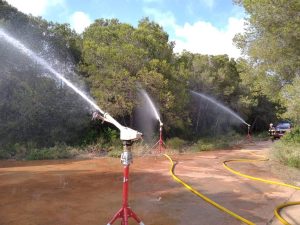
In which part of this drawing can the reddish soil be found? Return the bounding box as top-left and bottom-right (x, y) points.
(0, 141), (299, 225)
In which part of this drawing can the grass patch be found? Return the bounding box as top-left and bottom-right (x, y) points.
(26, 144), (80, 160)
(0, 149), (11, 159)
(189, 133), (242, 152)
(166, 137), (187, 151)
(272, 127), (300, 168)
(107, 147), (123, 158)
(253, 132), (270, 141)
(272, 142), (300, 168)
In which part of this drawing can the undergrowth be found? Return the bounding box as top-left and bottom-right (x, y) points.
(0, 131), (256, 160)
(26, 144), (80, 160)
(166, 132), (243, 153)
(272, 127), (300, 168)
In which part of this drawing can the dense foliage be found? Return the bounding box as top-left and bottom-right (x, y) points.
(0, 0), (299, 160)
(234, 0), (300, 123)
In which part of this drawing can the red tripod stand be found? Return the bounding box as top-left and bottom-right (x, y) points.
(107, 141), (144, 225)
(246, 125), (253, 142)
(152, 123), (165, 153)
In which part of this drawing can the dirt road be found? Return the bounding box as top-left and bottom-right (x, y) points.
(0, 141), (299, 225)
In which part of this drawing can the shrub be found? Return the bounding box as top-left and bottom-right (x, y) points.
(26, 143), (75, 160)
(272, 126), (300, 168)
(281, 126), (300, 143)
(189, 133), (242, 152)
(253, 132), (270, 141)
(0, 148), (11, 159)
(272, 142), (300, 168)
(166, 137), (186, 150)
(107, 147), (122, 158)
(190, 140), (215, 152)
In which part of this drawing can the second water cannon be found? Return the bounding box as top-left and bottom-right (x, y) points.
(159, 121), (163, 130)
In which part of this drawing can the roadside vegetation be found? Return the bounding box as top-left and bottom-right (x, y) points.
(166, 132), (244, 153)
(273, 127), (300, 168)
(0, 0), (299, 165)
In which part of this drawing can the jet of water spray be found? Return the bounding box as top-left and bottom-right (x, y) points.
(0, 28), (104, 114)
(140, 89), (161, 124)
(0, 28), (144, 141)
(191, 90), (249, 126)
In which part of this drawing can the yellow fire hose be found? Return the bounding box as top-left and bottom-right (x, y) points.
(164, 154), (255, 225)
(223, 159), (300, 225)
(164, 154), (300, 225)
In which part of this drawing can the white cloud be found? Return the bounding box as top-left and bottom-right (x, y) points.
(143, 7), (176, 28)
(143, 8), (245, 58)
(69, 11), (92, 34)
(6, 0), (64, 16)
(174, 17), (245, 58)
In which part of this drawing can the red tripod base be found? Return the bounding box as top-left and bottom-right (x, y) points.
(152, 140), (166, 154)
(107, 206), (144, 225)
(152, 126), (165, 154)
(246, 134), (253, 142)
(107, 141), (144, 225)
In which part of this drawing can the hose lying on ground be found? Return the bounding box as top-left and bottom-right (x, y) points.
(164, 154), (255, 225)
(223, 159), (300, 225)
(164, 154), (300, 225)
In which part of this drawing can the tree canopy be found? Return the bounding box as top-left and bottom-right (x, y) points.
(234, 0), (300, 124)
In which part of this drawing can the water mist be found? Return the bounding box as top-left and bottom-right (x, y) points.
(0, 28), (104, 114)
(191, 91), (249, 126)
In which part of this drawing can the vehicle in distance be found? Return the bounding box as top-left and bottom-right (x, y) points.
(269, 122), (292, 140)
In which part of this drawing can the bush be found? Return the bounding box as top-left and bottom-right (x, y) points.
(273, 142), (300, 168)
(272, 126), (300, 168)
(0, 148), (11, 159)
(281, 127), (300, 143)
(190, 140), (215, 152)
(189, 133), (242, 152)
(26, 143), (76, 160)
(166, 137), (186, 150)
(253, 132), (270, 141)
(107, 147), (122, 158)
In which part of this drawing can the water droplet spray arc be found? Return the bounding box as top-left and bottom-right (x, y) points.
(191, 91), (250, 126)
(140, 89), (162, 124)
(140, 89), (165, 152)
(0, 28), (104, 114)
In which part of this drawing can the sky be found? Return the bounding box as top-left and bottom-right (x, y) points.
(5, 0), (246, 58)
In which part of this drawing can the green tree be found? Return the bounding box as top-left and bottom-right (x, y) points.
(282, 77), (300, 125)
(175, 53), (248, 135)
(81, 18), (176, 127)
(234, 0), (300, 83)
(235, 58), (284, 131)
(234, 0), (300, 125)
(0, 1), (91, 150)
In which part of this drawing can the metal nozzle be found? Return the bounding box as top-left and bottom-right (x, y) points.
(92, 111), (143, 142)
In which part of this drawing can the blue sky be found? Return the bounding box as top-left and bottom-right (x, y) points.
(6, 0), (246, 58)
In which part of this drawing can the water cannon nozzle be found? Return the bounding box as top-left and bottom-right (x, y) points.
(92, 111), (106, 123)
(120, 126), (143, 141)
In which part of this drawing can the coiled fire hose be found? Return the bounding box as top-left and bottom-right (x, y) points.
(164, 154), (300, 225)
